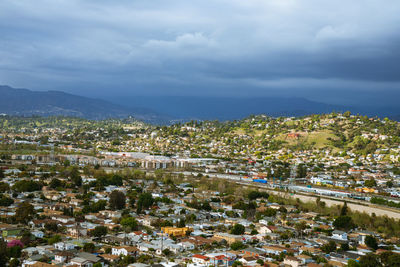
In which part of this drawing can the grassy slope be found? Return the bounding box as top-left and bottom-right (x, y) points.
(274, 130), (339, 149)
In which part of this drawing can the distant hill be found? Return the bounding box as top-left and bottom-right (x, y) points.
(0, 85), (167, 122)
(109, 96), (349, 121)
(2, 85), (399, 123)
(109, 96), (400, 121)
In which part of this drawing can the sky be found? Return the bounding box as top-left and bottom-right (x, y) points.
(1, 0), (400, 106)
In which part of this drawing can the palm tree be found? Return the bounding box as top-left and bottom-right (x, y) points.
(295, 221), (307, 239)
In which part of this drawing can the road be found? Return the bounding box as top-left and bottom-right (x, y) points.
(178, 171), (400, 220)
(260, 188), (400, 219)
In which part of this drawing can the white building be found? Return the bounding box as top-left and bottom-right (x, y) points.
(332, 230), (348, 240)
(111, 246), (138, 257)
(54, 242), (75, 251)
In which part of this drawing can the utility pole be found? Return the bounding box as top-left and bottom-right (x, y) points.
(161, 230), (163, 253)
(50, 143), (55, 163)
(124, 226), (127, 245)
(290, 163), (297, 185)
(76, 221), (80, 240)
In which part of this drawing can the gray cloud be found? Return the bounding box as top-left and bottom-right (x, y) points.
(0, 0), (400, 105)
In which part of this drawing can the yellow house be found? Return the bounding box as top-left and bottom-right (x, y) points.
(161, 227), (192, 237)
(212, 233), (242, 244)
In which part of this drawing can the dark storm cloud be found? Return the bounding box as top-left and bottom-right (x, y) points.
(0, 0), (400, 104)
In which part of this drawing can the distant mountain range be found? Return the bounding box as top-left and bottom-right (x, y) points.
(109, 96), (400, 121)
(0, 85), (167, 123)
(1, 85), (399, 123)
(109, 96), (349, 121)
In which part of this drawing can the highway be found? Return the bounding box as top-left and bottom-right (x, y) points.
(177, 171), (400, 220)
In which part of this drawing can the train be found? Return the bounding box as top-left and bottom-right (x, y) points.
(252, 179), (268, 184)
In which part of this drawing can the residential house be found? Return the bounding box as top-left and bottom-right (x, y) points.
(212, 233), (242, 244)
(263, 245), (287, 255)
(284, 256), (303, 267)
(68, 226), (88, 238)
(22, 261), (54, 267)
(241, 247), (265, 257)
(297, 254), (314, 265)
(70, 252), (103, 267)
(192, 254), (210, 266)
(54, 241), (75, 251)
(332, 230), (348, 240)
(111, 246), (139, 257)
(53, 251), (74, 264)
(31, 230), (44, 239)
(161, 227), (192, 237)
(178, 241), (195, 251)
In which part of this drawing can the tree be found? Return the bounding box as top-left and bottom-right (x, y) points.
(263, 208), (277, 217)
(365, 179), (377, 188)
(316, 196), (321, 206)
(137, 192), (154, 213)
(379, 251), (399, 266)
(90, 226), (108, 238)
(365, 235), (378, 250)
(7, 240), (24, 249)
(347, 259), (360, 267)
(69, 166), (82, 187)
(0, 238), (8, 266)
(343, 111), (351, 117)
(0, 182), (9, 192)
(110, 174), (123, 186)
(128, 195), (136, 208)
(333, 216), (356, 231)
(120, 217), (138, 231)
(201, 201), (212, 211)
(120, 255), (135, 265)
(340, 202), (348, 216)
(84, 200), (107, 213)
(83, 242), (95, 253)
(177, 218), (186, 228)
(38, 255), (50, 263)
(295, 221), (307, 238)
(321, 241), (337, 254)
(109, 190), (126, 210)
(230, 241), (246, 250)
(359, 253), (382, 267)
(0, 169), (4, 179)
(9, 258), (20, 267)
(0, 195), (14, 206)
(12, 180), (42, 192)
(15, 201), (35, 224)
(256, 259), (264, 265)
(250, 229), (258, 235)
(248, 191), (269, 200)
(45, 222), (59, 232)
(340, 243), (349, 251)
(387, 253), (400, 266)
(7, 245), (22, 258)
(296, 164), (307, 178)
(49, 178), (62, 189)
(162, 248), (172, 256)
(232, 261), (243, 267)
(47, 235), (61, 245)
(21, 230), (32, 245)
(231, 224), (245, 235)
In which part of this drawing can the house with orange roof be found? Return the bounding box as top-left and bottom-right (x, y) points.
(192, 254), (210, 265)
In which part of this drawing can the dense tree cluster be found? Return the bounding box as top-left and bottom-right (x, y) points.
(231, 224), (245, 235)
(109, 190), (126, 210)
(136, 192), (154, 214)
(12, 180), (42, 192)
(248, 191), (269, 200)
